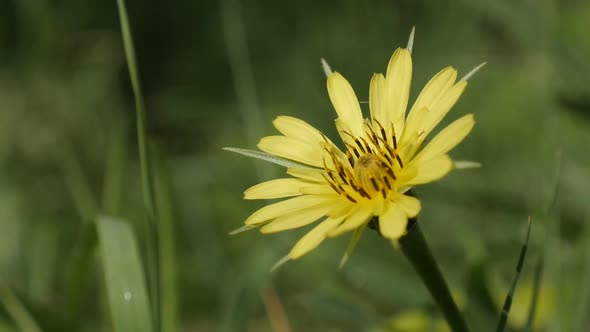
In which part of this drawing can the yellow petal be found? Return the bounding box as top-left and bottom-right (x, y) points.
(327, 72), (364, 138)
(327, 206), (372, 237)
(422, 81), (468, 138)
(273, 116), (325, 145)
(287, 167), (326, 182)
(399, 154), (453, 186)
(413, 114), (475, 164)
(408, 66), (457, 122)
(335, 118), (357, 148)
(244, 178), (306, 200)
(379, 204), (408, 239)
(245, 195), (334, 225)
(288, 217), (344, 259)
(299, 183), (336, 195)
(369, 73), (387, 128)
(385, 48), (412, 135)
(392, 193), (421, 218)
(258, 135), (324, 168)
(260, 203), (333, 233)
(399, 106), (429, 153)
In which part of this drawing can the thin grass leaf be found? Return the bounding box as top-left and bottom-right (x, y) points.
(97, 216), (153, 332)
(223, 147), (312, 169)
(220, 0), (267, 180)
(152, 144), (178, 332)
(102, 124), (126, 215)
(115, 0), (159, 326)
(495, 216), (533, 332)
(523, 257), (544, 331)
(65, 221), (97, 321)
(59, 147), (98, 221)
(523, 149), (559, 331)
(0, 287), (42, 332)
(573, 227), (590, 332)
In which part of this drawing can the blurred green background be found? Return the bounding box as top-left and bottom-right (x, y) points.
(1, 0), (590, 331)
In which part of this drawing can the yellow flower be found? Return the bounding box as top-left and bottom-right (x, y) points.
(227, 31), (483, 267)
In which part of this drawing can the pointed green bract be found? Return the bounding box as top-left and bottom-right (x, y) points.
(224, 147), (313, 169)
(339, 225), (367, 268)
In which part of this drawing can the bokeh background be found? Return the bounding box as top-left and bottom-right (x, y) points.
(1, 0), (590, 331)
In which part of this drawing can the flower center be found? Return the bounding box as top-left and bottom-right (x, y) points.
(354, 154), (391, 197)
(322, 121), (404, 202)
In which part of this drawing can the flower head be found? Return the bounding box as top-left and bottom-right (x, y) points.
(227, 31), (483, 267)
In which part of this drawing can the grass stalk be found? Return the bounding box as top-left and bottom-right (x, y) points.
(0, 287), (42, 332)
(115, 0), (160, 329)
(152, 144), (179, 332)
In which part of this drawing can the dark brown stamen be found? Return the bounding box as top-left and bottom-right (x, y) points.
(389, 123), (398, 149)
(383, 176), (392, 190)
(358, 187), (371, 199)
(395, 154), (404, 168)
(344, 194), (357, 203)
(386, 167), (396, 180)
(370, 177), (380, 191)
(354, 139), (367, 153)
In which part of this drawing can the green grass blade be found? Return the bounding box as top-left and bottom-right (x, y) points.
(59, 147), (98, 221)
(102, 125), (127, 215)
(115, 0), (159, 327)
(152, 144), (178, 332)
(65, 221), (97, 320)
(0, 287), (42, 332)
(115, 0), (156, 217)
(523, 257), (543, 331)
(495, 216), (533, 332)
(97, 216), (153, 332)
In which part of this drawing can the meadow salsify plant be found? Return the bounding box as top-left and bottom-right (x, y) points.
(226, 28), (486, 332)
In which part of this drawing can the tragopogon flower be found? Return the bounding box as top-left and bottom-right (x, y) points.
(226, 30), (483, 268)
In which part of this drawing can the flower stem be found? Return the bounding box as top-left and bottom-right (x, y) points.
(398, 220), (470, 332)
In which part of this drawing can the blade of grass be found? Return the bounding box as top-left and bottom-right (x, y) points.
(152, 144), (178, 332)
(65, 221), (98, 321)
(522, 257), (543, 331)
(59, 147), (98, 221)
(102, 124), (127, 215)
(26, 224), (57, 304)
(574, 229), (590, 332)
(524, 148), (559, 331)
(115, 0), (159, 328)
(221, 0), (270, 181)
(97, 216), (153, 332)
(0, 287), (42, 332)
(495, 216), (533, 332)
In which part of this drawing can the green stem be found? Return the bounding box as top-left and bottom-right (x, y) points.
(398, 220), (470, 332)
